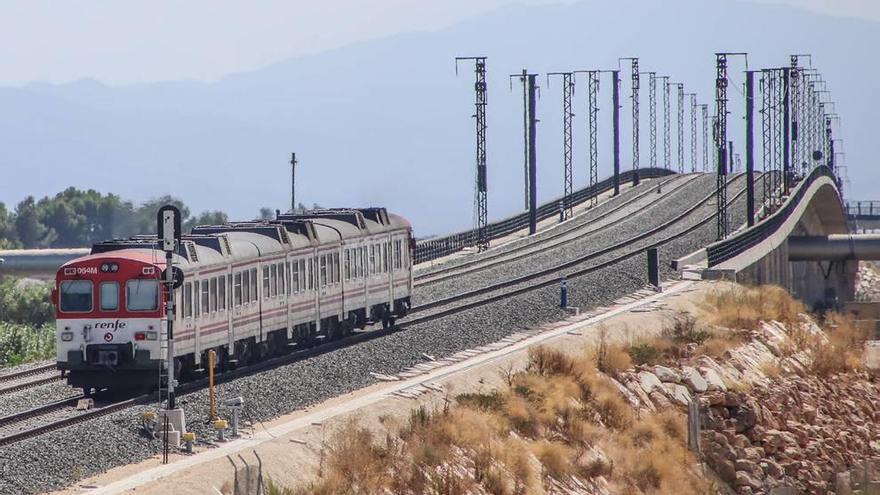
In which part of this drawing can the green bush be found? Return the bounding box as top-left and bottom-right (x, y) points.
(628, 343), (661, 366)
(0, 277), (54, 326)
(0, 322), (55, 367)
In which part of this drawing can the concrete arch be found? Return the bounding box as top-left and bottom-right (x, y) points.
(707, 174), (854, 309)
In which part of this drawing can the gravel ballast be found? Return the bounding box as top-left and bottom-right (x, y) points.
(0, 172), (765, 494)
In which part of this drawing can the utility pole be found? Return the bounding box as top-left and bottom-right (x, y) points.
(290, 152), (297, 212)
(714, 52), (748, 240)
(644, 72), (657, 169)
(587, 71), (600, 207)
(782, 67), (791, 193)
(659, 76), (671, 170)
(620, 58), (640, 184)
(701, 104), (709, 172)
(686, 93), (697, 172)
(511, 70), (539, 234)
(612, 70), (621, 195)
(456, 56), (489, 250)
(548, 72), (575, 220)
(676, 83), (684, 173)
(745, 70), (756, 227)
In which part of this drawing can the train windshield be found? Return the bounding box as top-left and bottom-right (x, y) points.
(60, 280), (93, 312)
(126, 280), (160, 311)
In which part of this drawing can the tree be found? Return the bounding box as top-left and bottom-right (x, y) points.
(0, 203), (19, 248)
(259, 207), (275, 220)
(13, 197), (54, 248)
(185, 210), (228, 231)
(131, 196), (191, 235)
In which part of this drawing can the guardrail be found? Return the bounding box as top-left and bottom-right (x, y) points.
(414, 168), (676, 264)
(705, 166), (835, 267)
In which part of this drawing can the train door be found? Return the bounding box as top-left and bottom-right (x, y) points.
(227, 269), (234, 359)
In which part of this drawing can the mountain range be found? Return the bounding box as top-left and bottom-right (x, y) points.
(0, 0), (873, 236)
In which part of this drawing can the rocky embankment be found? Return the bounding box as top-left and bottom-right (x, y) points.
(610, 313), (879, 494)
(856, 261), (880, 302)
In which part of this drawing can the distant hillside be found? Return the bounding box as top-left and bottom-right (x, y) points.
(0, 0), (872, 236)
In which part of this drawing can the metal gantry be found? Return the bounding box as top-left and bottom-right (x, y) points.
(660, 76), (671, 169)
(620, 58), (640, 181)
(548, 72), (576, 219)
(587, 71), (600, 206)
(760, 70), (773, 216)
(456, 56), (490, 250)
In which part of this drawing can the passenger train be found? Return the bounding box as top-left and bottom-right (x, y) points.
(53, 208), (413, 393)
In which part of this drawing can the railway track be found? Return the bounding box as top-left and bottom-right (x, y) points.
(0, 173), (760, 448)
(405, 172), (762, 321)
(0, 364), (63, 395)
(414, 173), (699, 286)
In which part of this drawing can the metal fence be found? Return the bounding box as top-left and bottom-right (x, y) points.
(706, 166), (835, 267)
(847, 201), (880, 219)
(414, 168), (676, 264)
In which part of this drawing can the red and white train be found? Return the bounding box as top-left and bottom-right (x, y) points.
(53, 208), (413, 393)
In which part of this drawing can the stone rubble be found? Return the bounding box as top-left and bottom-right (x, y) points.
(613, 315), (880, 495)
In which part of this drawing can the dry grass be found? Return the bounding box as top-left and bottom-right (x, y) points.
(594, 326), (633, 377)
(284, 344), (709, 494)
(808, 312), (869, 376)
(701, 284), (804, 330)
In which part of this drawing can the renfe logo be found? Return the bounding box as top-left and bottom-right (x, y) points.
(94, 320), (127, 331)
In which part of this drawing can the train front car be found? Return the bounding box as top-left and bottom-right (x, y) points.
(54, 250), (164, 393)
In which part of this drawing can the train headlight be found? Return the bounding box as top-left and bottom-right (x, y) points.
(134, 331), (158, 341)
(101, 263), (120, 273)
(146, 331), (158, 341)
(61, 332), (74, 342)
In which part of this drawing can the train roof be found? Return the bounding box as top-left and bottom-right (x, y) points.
(79, 207), (410, 274)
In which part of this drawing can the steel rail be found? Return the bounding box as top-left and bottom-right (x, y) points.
(0, 375), (63, 395)
(0, 363), (58, 384)
(409, 173), (759, 318)
(0, 173), (759, 447)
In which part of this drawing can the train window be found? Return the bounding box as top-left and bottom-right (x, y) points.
(184, 282), (193, 317)
(283, 262), (289, 295)
(100, 282), (119, 311)
(263, 266), (270, 299)
(344, 249), (351, 281)
(234, 273), (242, 306)
(291, 261), (300, 293)
(334, 253), (341, 284)
(200, 280), (210, 315)
(320, 255), (327, 287)
(60, 280), (92, 312)
(359, 247), (365, 278)
(300, 260), (307, 291)
(218, 276), (227, 311)
(271, 264), (278, 297)
(242, 271), (250, 304)
(210, 278), (218, 313)
(127, 279), (160, 312)
(249, 268), (258, 302)
(369, 245), (375, 275)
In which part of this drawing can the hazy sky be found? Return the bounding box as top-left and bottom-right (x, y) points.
(0, 0), (877, 86)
